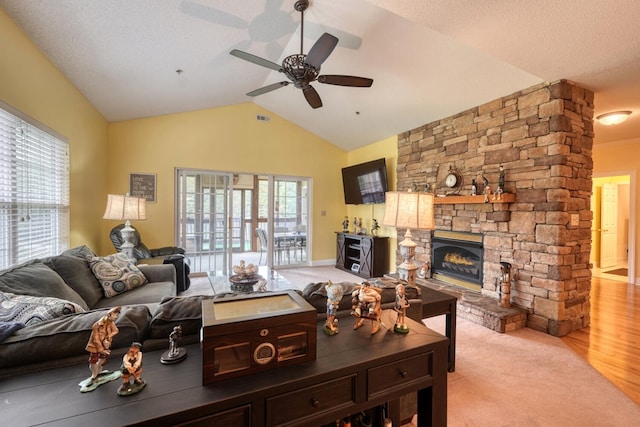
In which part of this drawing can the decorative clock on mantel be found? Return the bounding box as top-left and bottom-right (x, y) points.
(444, 165), (463, 195)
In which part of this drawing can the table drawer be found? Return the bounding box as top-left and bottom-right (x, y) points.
(176, 404), (250, 427)
(368, 352), (432, 398)
(266, 374), (356, 426)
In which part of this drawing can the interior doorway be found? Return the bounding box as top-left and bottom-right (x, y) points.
(591, 173), (636, 283)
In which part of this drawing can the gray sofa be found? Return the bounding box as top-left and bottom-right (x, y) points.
(0, 245), (177, 377)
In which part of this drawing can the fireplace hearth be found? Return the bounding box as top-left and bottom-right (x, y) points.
(431, 230), (483, 291)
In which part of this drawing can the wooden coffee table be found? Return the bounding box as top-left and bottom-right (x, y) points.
(417, 284), (457, 372)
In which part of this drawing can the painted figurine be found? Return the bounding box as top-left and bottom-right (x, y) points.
(471, 179), (477, 196)
(323, 281), (346, 335)
(351, 282), (383, 335)
(393, 284), (410, 334)
(483, 175), (492, 203)
(118, 342), (146, 396)
(161, 325), (188, 364)
(342, 216), (349, 232)
(353, 217), (361, 234)
(495, 165), (505, 200)
(371, 219), (380, 236)
(81, 306), (122, 391)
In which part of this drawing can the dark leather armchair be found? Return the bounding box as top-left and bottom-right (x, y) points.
(110, 224), (191, 292)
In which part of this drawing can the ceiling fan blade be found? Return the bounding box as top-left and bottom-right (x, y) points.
(230, 49), (282, 72)
(303, 85), (322, 109)
(305, 33), (339, 68)
(318, 75), (374, 87)
(246, 81), (290, 97)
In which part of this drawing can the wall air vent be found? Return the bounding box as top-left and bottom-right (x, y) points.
(256, 114), (270, 122)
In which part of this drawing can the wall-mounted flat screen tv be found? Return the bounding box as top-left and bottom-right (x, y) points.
(341, 158), (388, 205)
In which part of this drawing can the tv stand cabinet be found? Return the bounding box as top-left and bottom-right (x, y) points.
(336, 232), (388, 278)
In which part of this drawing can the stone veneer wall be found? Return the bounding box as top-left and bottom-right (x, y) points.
(396, 80), (594, 337)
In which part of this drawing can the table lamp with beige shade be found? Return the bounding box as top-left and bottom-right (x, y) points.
(382, 190), (434, 289)
(103, 194), (146, 261)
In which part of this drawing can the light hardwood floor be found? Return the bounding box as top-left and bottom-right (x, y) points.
(561, 276), (640, 405)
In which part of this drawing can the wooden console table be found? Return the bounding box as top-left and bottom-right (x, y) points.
(1, 311), (448, 427)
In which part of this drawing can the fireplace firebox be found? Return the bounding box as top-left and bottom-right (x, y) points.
(431, 230), (484, 291)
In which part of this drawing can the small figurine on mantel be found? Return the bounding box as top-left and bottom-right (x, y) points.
(393, 284), (410, 334)
(160, 325), (188, 364)
(471, 179), (477, 196)
(118, 342), (146, 396)
(323, 281), (346, 336)
(351, 282), (383, 335)
(353, 217), (362, 234)
(483, 175), (492, 203)
(494, 165), (505, 200)
(342, 216), (349, 232)
(79, 306), (122, 392)
(371, 219), (380, 236)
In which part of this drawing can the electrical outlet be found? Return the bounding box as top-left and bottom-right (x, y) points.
(570, 214), (579, 226)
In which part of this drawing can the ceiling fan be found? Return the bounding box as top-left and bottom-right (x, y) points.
(229, 0), (373, 109)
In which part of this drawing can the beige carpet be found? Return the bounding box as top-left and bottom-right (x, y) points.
(185, 270), (640, 426)
(416, 316), (640, 427)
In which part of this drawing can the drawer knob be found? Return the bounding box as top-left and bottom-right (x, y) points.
(400, 369), (408, 378)
(311, 398), (320, 408)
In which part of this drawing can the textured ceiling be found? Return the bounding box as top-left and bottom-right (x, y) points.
(2, 0), (639, 150)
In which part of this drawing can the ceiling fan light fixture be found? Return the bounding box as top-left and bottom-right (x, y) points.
(596, 110), (632, 125)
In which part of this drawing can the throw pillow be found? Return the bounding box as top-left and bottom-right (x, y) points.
(87, 253), (148, 298)
(0, 291), (86, 326)
(42, 255), (103, 308)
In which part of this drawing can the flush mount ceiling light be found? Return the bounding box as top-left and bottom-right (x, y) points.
(596, 110), (632, 125)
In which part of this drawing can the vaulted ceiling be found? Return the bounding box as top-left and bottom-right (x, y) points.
(2, 0), (639, 151)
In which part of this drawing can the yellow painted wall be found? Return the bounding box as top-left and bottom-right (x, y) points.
(593, 139), (640, 283)
(105, 105), (348, 260)
(0, 9), (108, 250)
(346, 136), (399, 272)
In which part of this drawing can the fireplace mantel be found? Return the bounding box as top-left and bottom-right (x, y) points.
(434, 193), (515, 205)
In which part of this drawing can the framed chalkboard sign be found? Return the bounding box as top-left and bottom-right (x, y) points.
(129, 173), (156, 202)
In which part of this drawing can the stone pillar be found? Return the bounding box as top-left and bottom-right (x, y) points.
(394, 79), (594, 337)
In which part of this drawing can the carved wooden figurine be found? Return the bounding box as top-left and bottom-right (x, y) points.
(351, 282), (383, 334)
(79, 306), (122, 392)
(323, 281), (346, 335)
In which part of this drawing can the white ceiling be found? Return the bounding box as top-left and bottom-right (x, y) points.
(2, 0), (640, 151)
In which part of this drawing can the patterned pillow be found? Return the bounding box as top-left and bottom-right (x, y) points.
(0, 291), (86, 326)
(87, 253), (148, 298)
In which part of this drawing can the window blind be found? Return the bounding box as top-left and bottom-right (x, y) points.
(0, 106), (69, 269)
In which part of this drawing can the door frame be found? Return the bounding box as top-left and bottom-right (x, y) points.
(593, 170), (637, 284)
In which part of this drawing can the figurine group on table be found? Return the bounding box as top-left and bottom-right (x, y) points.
(79, 305), (187, 395)
(323, 279), (412, 336)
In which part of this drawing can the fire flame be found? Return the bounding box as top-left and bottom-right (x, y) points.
(444, 252), (474, 266)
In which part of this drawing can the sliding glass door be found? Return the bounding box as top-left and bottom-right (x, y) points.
(176, 169), (310, 274)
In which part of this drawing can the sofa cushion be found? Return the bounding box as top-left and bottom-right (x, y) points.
(63, 245), (96, 259)
(92, 279), (176, 309)
(0, 260), (88, 310)
(0, 305), (151, 369)
(42, 255), (104, 308)
(149, 295), (214, 339)
(87, 253), (148, 298)
(0, 291), (85, 326)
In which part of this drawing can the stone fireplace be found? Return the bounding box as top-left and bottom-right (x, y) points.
(431, 230), (483, 291)
(394, 79), (593, 337)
